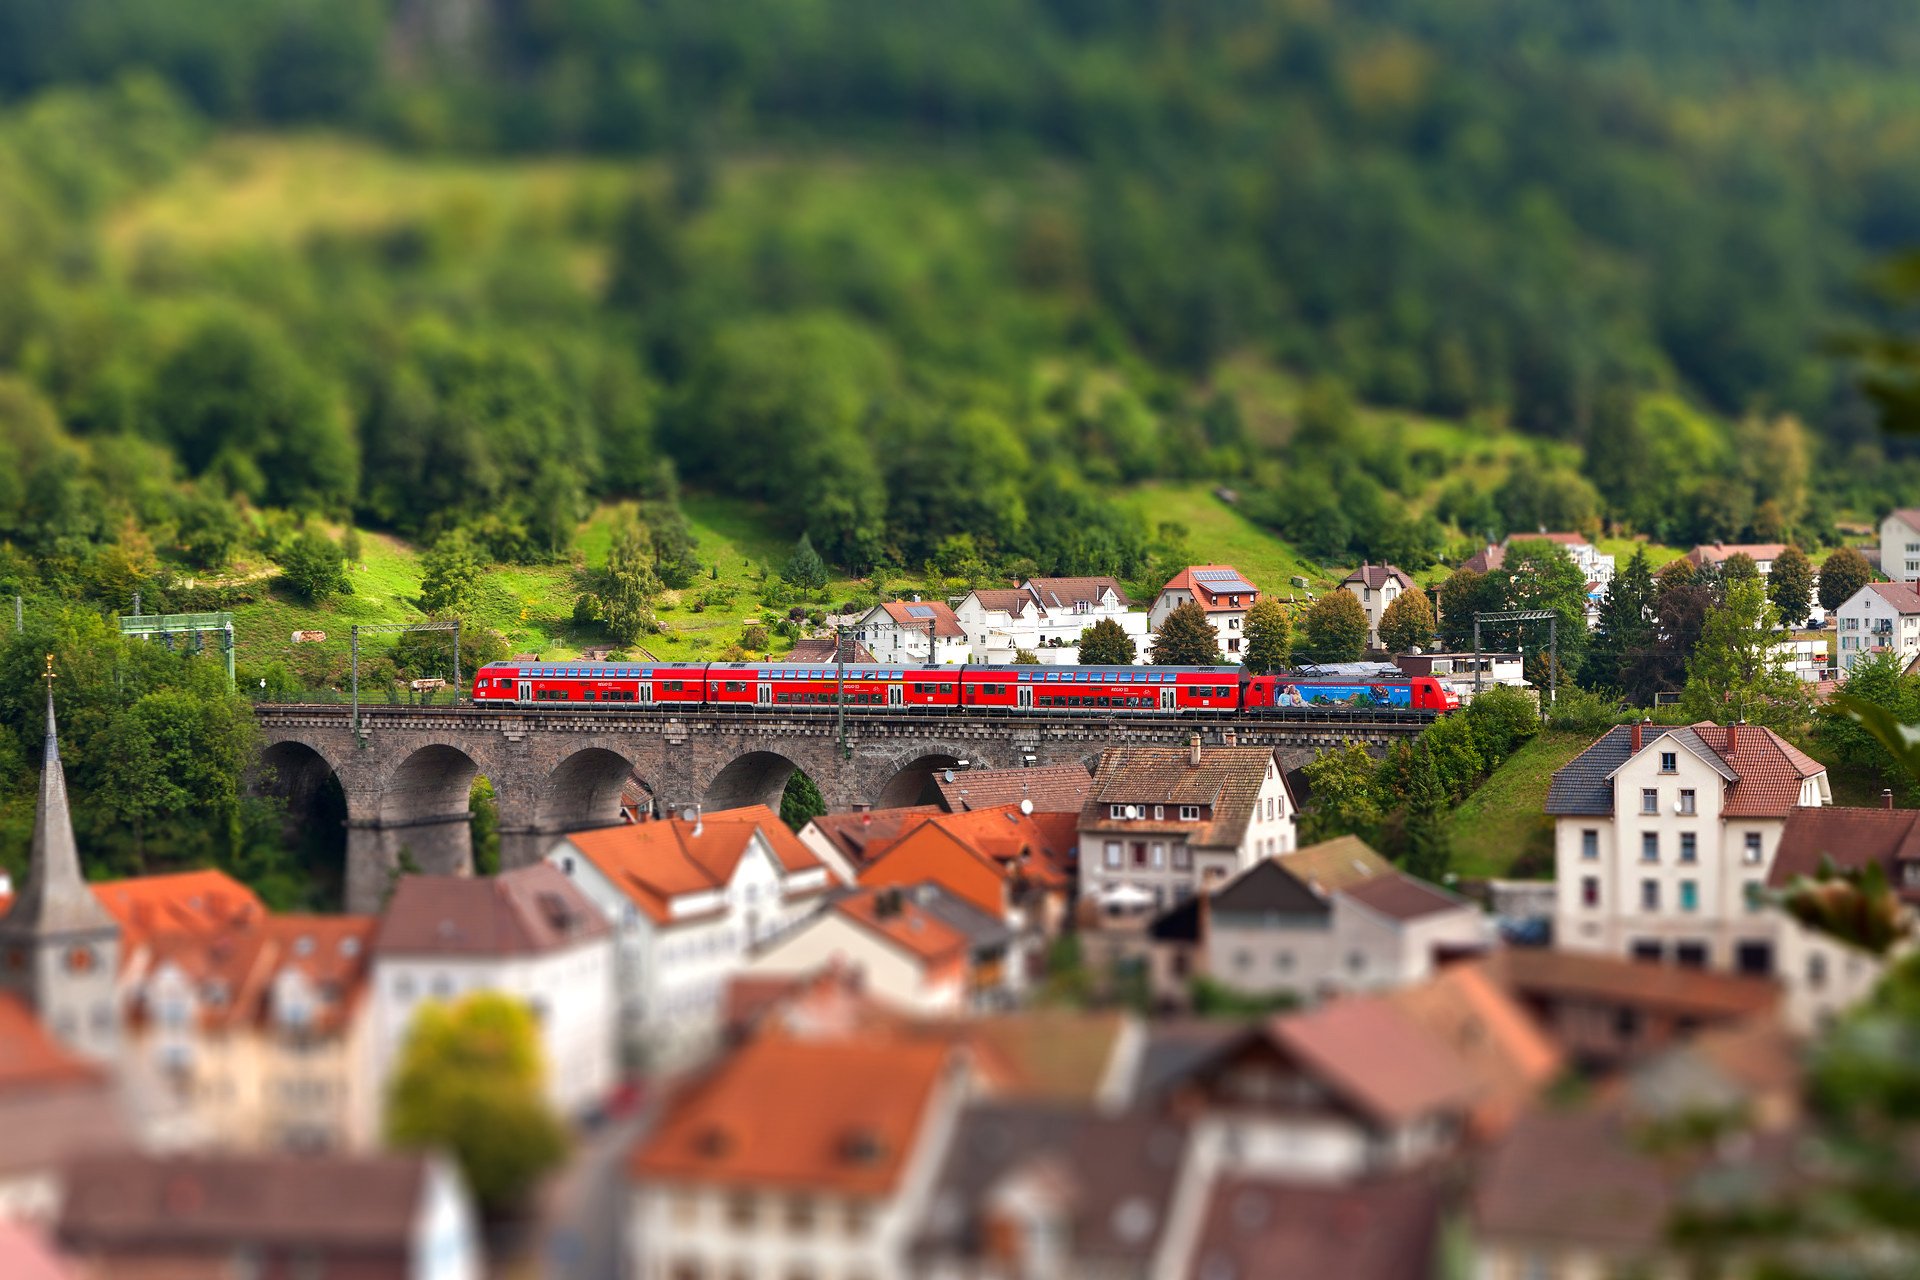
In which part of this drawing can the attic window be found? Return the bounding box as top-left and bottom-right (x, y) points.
(293, 936), (315, 957)
(538, 892), (576, 931)
(840, 1128), (887, 1165)
(339, 937), (361, 958)
(694, 1126), (734, 1158)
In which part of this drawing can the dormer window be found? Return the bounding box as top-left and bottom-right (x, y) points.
(840, 1128), (886, 1166)
(1179, 805), (1201, 821)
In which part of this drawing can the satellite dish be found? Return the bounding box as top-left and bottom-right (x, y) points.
(1019, 798), (1034, 816)
(1124, 805), (1139, 820)
(943, 769), (956, 784)
(680, 807), (698, 824)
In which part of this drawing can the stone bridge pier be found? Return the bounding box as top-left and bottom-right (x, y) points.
(251, 706), (1421, 913)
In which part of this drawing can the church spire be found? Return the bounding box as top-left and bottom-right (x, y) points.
(1, 658), (115, 937)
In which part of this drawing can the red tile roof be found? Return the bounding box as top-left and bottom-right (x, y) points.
(1684, 722), (1825, 817)
(375, 863), (609, 957)
(834, 887), (973, 967)
(91, 870), (266, 955)
(1157, 565), (1258, 612)
(1186, 1172), (1442, 1280)
(1342, 874), (1471, 923)
(933, 764), (1092, 815)
(1685, 542), (1789, 567)
(0, 993), (105, 1091)
(563, 806), (826, 923)
(1270, 997), (1480, 1125)
(876, 600), (965, 639)
(1863, 580), (1920, 614)
(631, 1034), (955, 1196)
(0, 1221), (76, 1280)
(1485, 948), (1779, 1020)
(802, 808), (942, 871)
(1770, 804), (1920, 898)
(1384, 964), (1563, 1139)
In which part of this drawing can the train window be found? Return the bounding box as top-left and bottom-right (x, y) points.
(939, 683), (953, 694)
(724, 681), (745, 692)
(664, 681), (682, 692)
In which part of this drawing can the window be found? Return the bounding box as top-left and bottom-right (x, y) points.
(1104, 842), (1121, 869)
(1110, 804), (1127, 819)
(1179, 805), (1201, 821)
(1678, 789), (1697, 816)
(1346, 951), (1367, 974)
(1641, 833), (1659, 863)
(1153, 805), (1164, 820)
(1582, 829), (1599, 860)
(1641, 788), (1659, 815)
(1233, 950), (1251, 972)
(726, 1193), (758, 1229)
(1679, 880), (1698, 913)
(1641, 879), (1660, 911)
(1675, 941), (1708, 969)
(1274, 951), (1294, 971)
(1808, 953), (1828, 990)
(1743, 833), (1764, 864)
(786, 1196), (816, 1234)
(1679, 833), (1697, 864)
(1172, 844), (1191, 870)
(1745, 881), (1765, 912)
(1150, 842), (1165, 868)
(1132, 843), (1148, 867)
(1659, 751), (1677, 774)
(1581, 876), (1600, 908)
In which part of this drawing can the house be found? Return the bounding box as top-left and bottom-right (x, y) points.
(1547, 720), (1831, 981)
(1766, 803), (1920, 1031)
(782, 636), (878, 664)
(1835, 580), (1920, 672)
(796, 808), (942, 884)
(547, 806), (837, 1067)
(907, 1101), (1195, 1279)
(1481, 947), (1779, 1072)
(0, 994), (127, 1223)
(1182, 1172), (1443, 1280)
(1683, 542), (1790, 576)
(1149, 565), (1260, 662)
(745, 884), (1012, 1013)
(56, 1151), (481, 1280)
(1382, 962), (1563, 1140)
(0, 687), (122, 1064)
(952, 577), (1147, 664)
(930, 762), (1092, 815)
(1881, 508), (1920, 583)
(1340, 563), (1417, 650)
(100, 875), (381, 1153)
(1152, 996), (1478, 1180)
(371, 864), (615, 1118)
(1198, 837), (1489, 1003)
(1079, 740), (1297, 919)
(627, 1034), (967, 1280)
(857, 805), (1077, 952)
(851, 600), (969, 664)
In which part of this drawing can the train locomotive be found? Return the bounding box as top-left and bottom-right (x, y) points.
(470, 661), (1457, 714)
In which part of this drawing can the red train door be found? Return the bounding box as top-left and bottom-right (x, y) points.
(517, 677), (531, 702)
(1017, 682), (1033, 709)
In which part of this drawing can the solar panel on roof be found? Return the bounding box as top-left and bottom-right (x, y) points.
(905, 605), (935, 618)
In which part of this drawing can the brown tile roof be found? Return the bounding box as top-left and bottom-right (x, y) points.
(801, 807), (942, 871)
(1279, 836), (1394, 894)
(1082, 746), (1283, 850)
(1459, 544), (1505, 576)
(374, 863), (609, 957)
(877, 599), (966, 638)
(1685, 722), (1825, 817)
(930, 1010), (1131, 1104)
(1473, 1103), (1675, 1255)
(783, 637), (877, 664)
(562, 806), (826, 923)
(1025, 576), (1134, 609)
(1864, 580), (1920, 613)
(1685, 542), (1790, 567)
(1340, 562), (1415, 591)
(630, 1034), (955, 1195)
(1343, 874), (1473, 923)
(58, 1152), (439, 1252)
(1889, 507), (1920, 528)
(1158, 565), (1258, 611)
(1186, 1172), (1442, 1280)
(1384, 964), (1563, 1139)
(1270, 996), (1480, 1125)
(1770, 804), (1920, 899)
(933, 763), (1092, 815)
(1485, 948), (1780, 1020)
(966, 588), (1038, 616)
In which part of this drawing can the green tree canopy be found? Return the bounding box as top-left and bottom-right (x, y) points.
(385, 993), (568, 1215)
(1149, 600), (1220, 666)
(1680, 578), (1809, 732)
(1299, 744), (1383, 845)
(599, 519), (661, 645)
(1582, 547), (1657, 694)
(1240, 599), (1291, 674)
(782, 532), (828, 592)
(1078, 617), (1136, 665)
(418, 529), (482, 615)
(1769, 544), (1814, 628)
(279, 527), (349, 602)
(1297, 591), (1368, 664)
(1400, 743), (1453, 885)
(780, 769), (826, 829)
(1819, 546), (1874, 614)
(1378, 590), (1435, 655)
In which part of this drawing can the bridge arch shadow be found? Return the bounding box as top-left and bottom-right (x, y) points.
(537, 747), (644, 834)
(877, 751), (974, 810)
(256, 741), (349, 910)
(704, 750), (804, 814)
(377, 743), (481, 879)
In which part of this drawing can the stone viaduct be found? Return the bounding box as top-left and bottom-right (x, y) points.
(252, 704), (1427, 912)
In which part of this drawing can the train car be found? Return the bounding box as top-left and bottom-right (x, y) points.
(1242, 673), (1454, 712)
(957, 666), (1241, 713)
(704, 662), (943, 709)
(470, 660), (672, 704)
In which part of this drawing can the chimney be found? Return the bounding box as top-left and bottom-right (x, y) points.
(1885, 788), (1895, 810)
(1630, 720), (1643, 753)
(1727, 720), (1741, 754)
(1222, 728), (1237, 748)
(1189, 733), (1202, 767)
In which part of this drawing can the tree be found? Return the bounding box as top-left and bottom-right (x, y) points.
(1493, 539), (1590, 676)
(1582, 547), (1656, 692)
(419, 529), (482, 614)
(1769, 544), (1814, 627)
(1297, 591), (1368, 664)
(386, 993), (568, 1215)
(780, 769), (826, 829)
(1299, 744), (1382, 845)
(279, 527), (349, 602)
(1378, 590), (1435, 654)
(1150, 600), (1220, 665)
(1240, 600), (1291, 673)
(1680, 578), (1810, 731)
(783, 532), (828, 592)
(1720, 551), (1760, 586)
(1819, 545), (1873, 614)
(1400, 743), (1453, 884)
(599, 520), (660, 644)
(1078, 617), (1136, 664)
(1437, 567), (1501, 652)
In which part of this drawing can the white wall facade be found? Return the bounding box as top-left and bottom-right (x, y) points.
(1149, 588), (1251, 663)
(1237, 765), (1299, 863)
(851, 607), (969, 665)
(412, 1156), (485, 1280)
(1342, 576), (1406, 650)
(1836, 584), (1920, 672)
(1881, 512), (1920, 584)
(746, 913), (964, 1014)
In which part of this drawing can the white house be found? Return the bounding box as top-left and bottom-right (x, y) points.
(628, 1035), (968, 1280)
(1546, 721), (1832, 1017)
(1149, 565), (1259, 662)
(547, 806), (836, 1068)
(1835, 580), (1920, 673)
(952, 576), (1147, 664)
(371, 865), (616, 1119)
(1340, 562), (1416, 650)
(1079, 739), (1297, 916)
(852, 600), (969, 665)
(1882, 509), (1920, 583)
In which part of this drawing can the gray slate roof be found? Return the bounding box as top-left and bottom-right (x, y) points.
(1545, 725), (1677, 816)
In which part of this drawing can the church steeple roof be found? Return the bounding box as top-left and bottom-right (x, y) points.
(0, 663), (117, 939)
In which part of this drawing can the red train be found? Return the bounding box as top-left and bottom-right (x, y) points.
(470, 662), (1456, 714)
